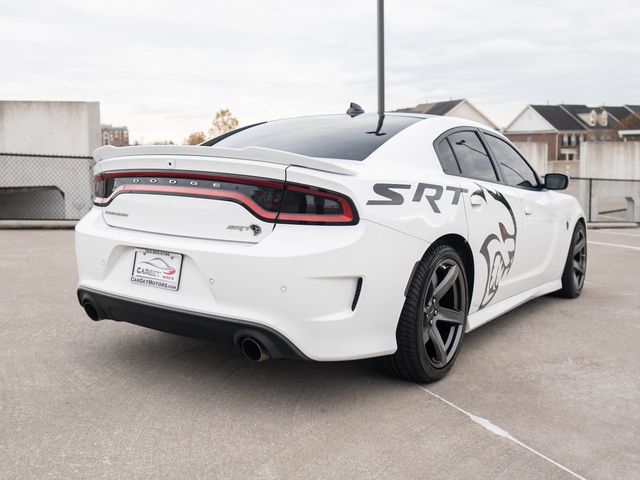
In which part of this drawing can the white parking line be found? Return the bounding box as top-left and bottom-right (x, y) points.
(593, 230), (640, 238)
(587, 241), (640, 251)
(417, 386), (589, 480)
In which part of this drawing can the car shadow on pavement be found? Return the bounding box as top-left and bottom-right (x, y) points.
(84, 323), (406, 409)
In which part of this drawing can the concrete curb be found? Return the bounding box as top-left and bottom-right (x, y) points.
(0, 220), (77, 229)
(587, 222), (638, 229)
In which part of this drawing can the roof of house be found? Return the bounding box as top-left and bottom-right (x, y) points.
(530, 105), (587, 131)
(560, 104), (620, 129)
(395, 99), (464, 115)
(605, 106), (637, 123)
(626, 105), (640, 114)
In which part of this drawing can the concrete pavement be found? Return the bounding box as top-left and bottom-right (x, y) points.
(1, 229), (638, 479)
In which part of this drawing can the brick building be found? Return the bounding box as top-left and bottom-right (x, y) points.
(504, 104), (640, 161)
(101, 124), (129, 147)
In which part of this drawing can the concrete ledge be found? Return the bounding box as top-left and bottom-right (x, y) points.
(587, 222), (638, 229)
(0, 220), (77, 229)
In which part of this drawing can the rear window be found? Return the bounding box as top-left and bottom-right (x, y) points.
(203, 114), (421, 161)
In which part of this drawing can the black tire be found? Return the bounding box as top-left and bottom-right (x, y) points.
(388, 243), (469, 383)
(556, 221), (587, 298)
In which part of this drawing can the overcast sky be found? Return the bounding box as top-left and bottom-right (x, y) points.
(1, 0), (638, 143)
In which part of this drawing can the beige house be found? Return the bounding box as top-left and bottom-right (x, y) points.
(395, 98), (498, 130)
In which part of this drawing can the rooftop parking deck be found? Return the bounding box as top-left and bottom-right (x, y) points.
(1, 229), (639, 479)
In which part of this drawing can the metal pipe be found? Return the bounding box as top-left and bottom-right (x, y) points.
(377, 0), (385, 114)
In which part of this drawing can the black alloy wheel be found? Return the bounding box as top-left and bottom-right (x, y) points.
(556, 221), (587, 298)
(389, 244), (469, 383)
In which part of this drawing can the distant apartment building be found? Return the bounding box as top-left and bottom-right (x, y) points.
(504, 104), (640, 161)
(395, 98), (498, 130)
(101, 124), (129, 147)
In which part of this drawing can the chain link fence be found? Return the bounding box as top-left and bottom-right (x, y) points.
(567, 177), (640, 223)
(1, 154), (638, 223)
(0, 153), (94, 220)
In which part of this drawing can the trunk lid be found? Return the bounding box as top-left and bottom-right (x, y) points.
(95, 149), (288, 243)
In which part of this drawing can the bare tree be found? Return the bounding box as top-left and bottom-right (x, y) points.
(185, 131), (206, 145)
(207, 108), (239, 138)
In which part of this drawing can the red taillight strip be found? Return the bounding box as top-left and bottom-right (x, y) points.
(98, 171), (284, 189)
(95, 185), (279, 221)
(94, 171), (359, 225)
(278, 185), (355, 224)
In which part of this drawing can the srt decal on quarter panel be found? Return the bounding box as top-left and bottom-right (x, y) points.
(367, 183), (468, 212)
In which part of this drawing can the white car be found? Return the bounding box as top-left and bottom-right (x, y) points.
(76, 113), (586, 382)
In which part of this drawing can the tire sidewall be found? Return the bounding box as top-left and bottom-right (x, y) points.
(415, 245), (469, 378)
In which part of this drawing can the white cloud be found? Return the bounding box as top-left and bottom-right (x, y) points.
(1, 0), (638, 141)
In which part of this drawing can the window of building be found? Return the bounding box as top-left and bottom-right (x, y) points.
(562, 134), (569, 146)
(484, 134), (538, 189)
(447, 131), (498, 183)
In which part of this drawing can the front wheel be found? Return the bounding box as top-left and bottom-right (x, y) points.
(556, 222), (587, 298)
(389, 244), (468, 383)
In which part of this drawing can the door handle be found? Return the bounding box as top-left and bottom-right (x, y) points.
(524, 207), (532, 216)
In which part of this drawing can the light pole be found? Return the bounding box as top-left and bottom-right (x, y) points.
(377, 0), (385, 114)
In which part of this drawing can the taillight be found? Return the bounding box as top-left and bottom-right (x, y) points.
(278, 185), (357, 225)
(93, 171), (358, 225)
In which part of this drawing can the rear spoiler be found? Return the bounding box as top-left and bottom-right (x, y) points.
(93, 145), (359, 176)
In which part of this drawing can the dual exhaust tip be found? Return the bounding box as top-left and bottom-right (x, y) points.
(240, 337), (270, 362)
(83, 302), (100, 321)
(83, 301), (270, 362)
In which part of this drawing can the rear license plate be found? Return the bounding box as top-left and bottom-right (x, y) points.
(130, 248), (183, 291)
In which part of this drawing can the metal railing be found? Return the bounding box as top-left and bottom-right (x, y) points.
(568, 177), (640, 223)
(1, 154), (638, 224)
(0, 153), (94, 220)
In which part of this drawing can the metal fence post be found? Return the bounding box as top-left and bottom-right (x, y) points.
(588, 178), (593, 223)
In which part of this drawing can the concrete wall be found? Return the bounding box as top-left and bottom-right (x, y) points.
(578, 142), (640, 222)
(0, 101), (100, 156)
(0, 154), (94, 219)
(548, 160), (580, 177)
(579, 142), (640, 180)
(512, 141), (548, 176)
(0, 101), (100, 220)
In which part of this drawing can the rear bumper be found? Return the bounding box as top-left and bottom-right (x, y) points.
(75, 208), (429, 361)
(77, 287), (307, 360)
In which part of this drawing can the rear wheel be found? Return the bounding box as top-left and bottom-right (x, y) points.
(389, 244), (468, 383)
(556, 222), (587, 298)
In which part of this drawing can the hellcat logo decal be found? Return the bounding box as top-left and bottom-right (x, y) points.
(474, 185), (517, 309)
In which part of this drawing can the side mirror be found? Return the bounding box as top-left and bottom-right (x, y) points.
(544, 173), (569, 190)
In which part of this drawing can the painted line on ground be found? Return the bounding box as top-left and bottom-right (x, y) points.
(593, 230), (640, 238)
(587, 241), (640, 251)
(416, 386), (589, 480)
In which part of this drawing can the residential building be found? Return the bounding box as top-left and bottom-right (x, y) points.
(101, 124), (129, 147)
(395, 98), (498, 130)
(504, 104), (640, 161)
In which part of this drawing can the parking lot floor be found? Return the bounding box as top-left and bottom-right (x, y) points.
(1, 229), (638, 479)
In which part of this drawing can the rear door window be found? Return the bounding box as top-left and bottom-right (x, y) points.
(448, 131), (499, 182)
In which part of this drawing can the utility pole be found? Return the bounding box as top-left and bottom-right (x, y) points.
(377, 0), (385, 114)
